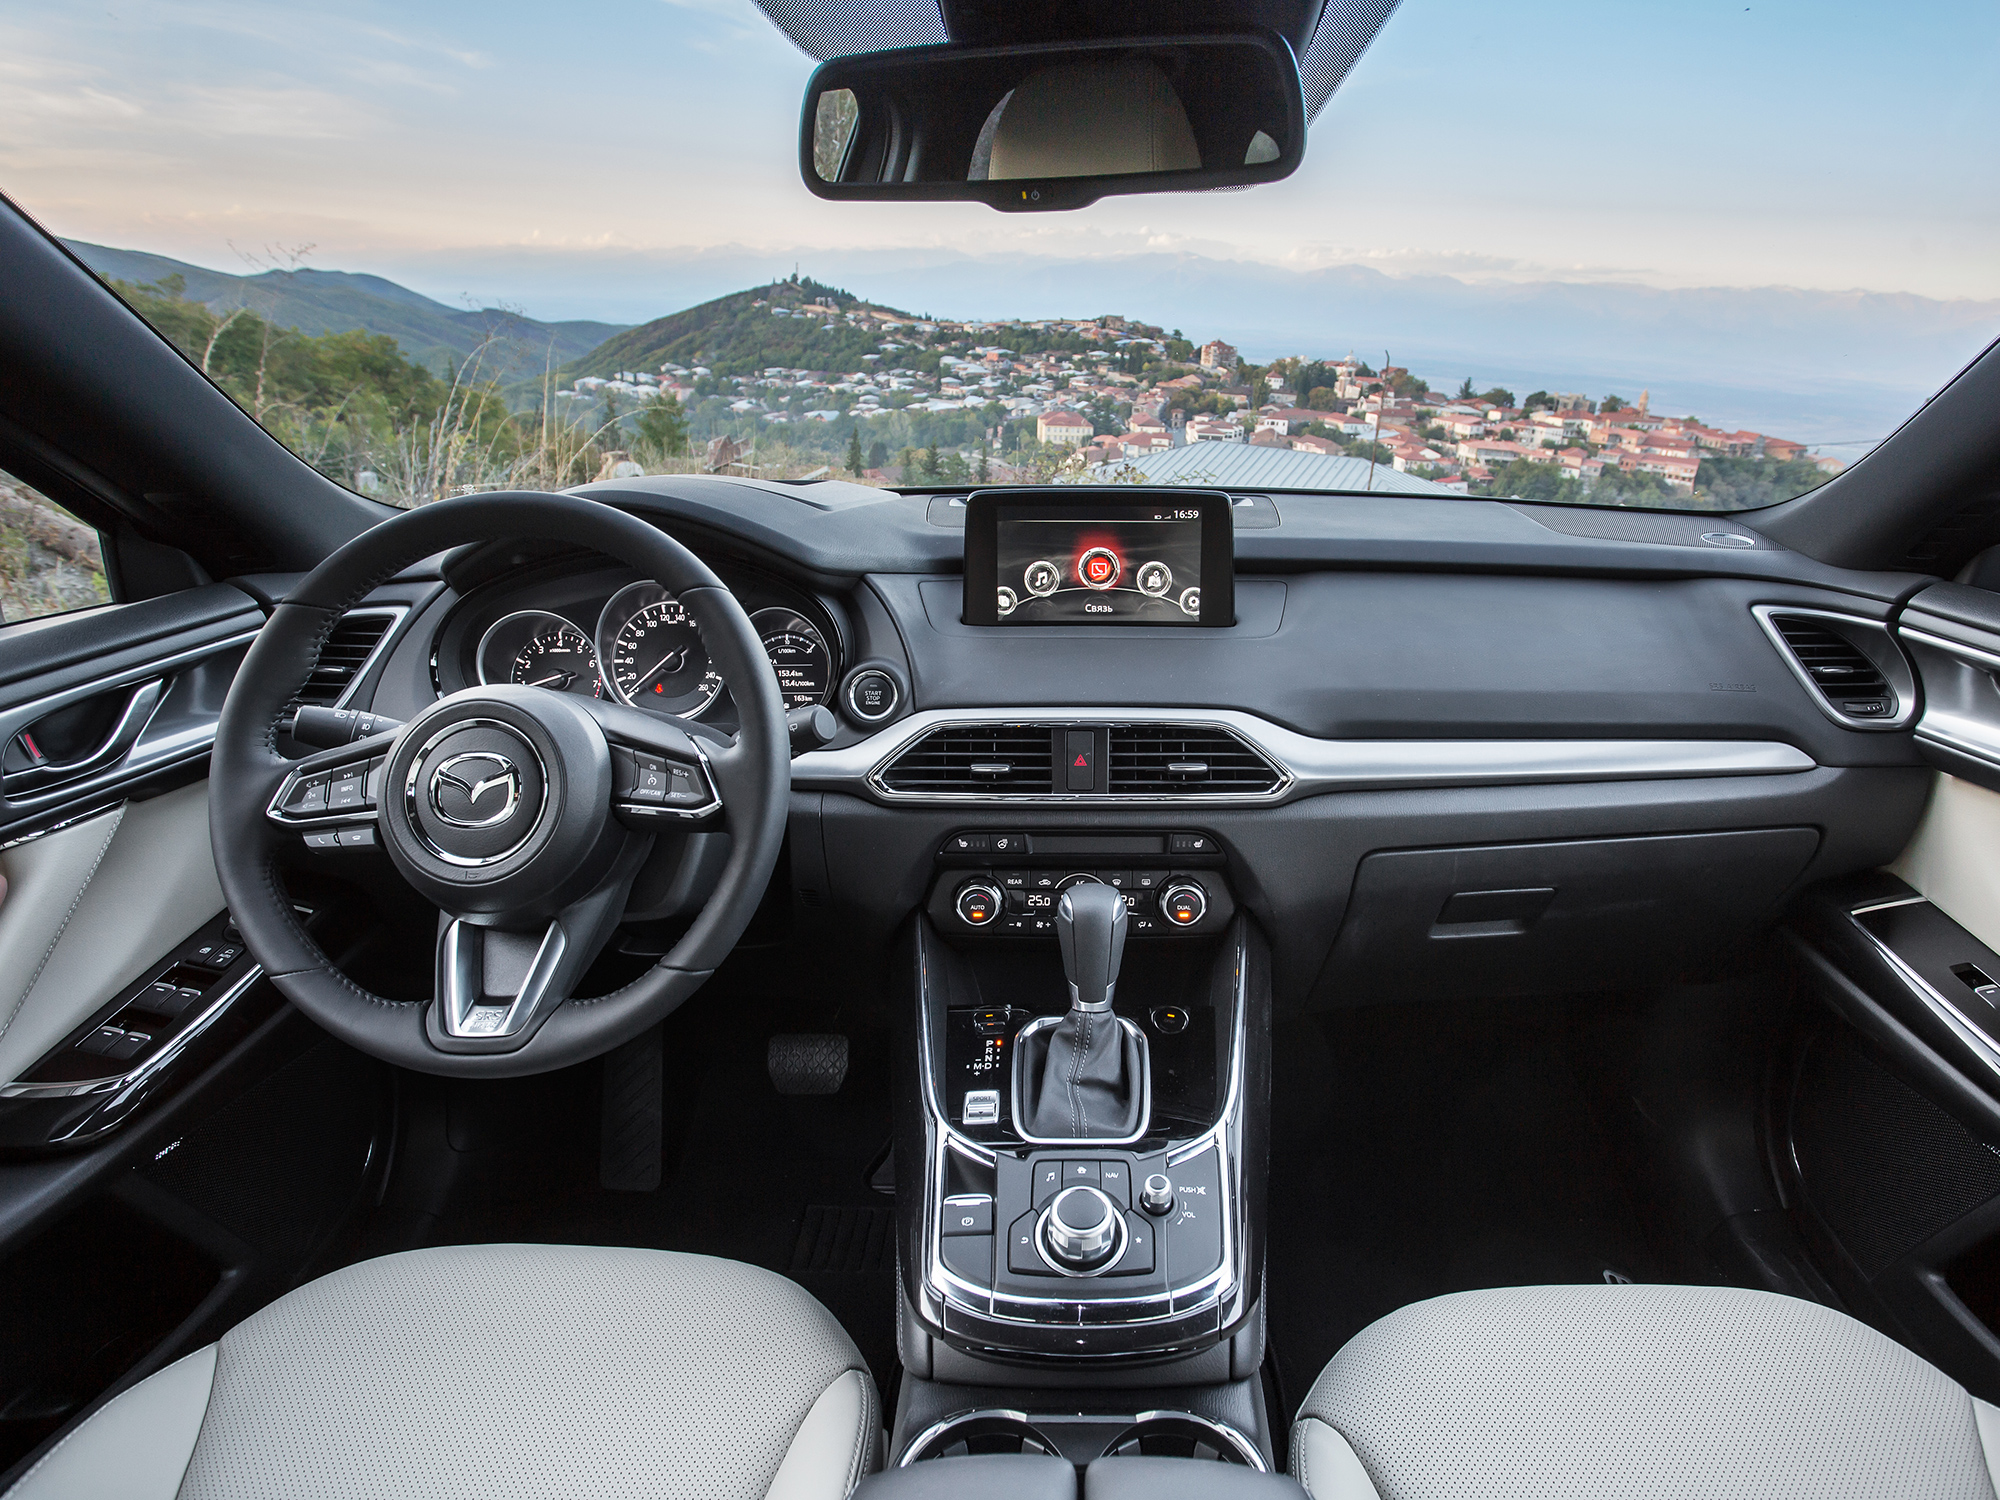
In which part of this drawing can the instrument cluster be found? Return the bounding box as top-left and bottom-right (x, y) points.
(436, 564), (842, 723)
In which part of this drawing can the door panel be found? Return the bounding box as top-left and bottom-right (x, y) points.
(0, 782), (224, 1086)
(1891, 773), (2000, 954)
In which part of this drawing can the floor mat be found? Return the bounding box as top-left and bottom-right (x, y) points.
(1263, 994), (1660, 1426)
(412, 988), (901, 1402)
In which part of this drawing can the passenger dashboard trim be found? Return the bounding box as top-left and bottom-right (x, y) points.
(791, 707), (1818, 803)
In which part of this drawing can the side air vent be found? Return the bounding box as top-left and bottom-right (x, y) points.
(1758, 608), (1910, 728)
(295, 610), (398, 707)
(878, 725), (1056, 794)
(1107, 724), (1283, 795)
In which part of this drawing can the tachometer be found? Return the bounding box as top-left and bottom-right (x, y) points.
(751, 607), (833, 709)
(476, 611), (601, 696)
(595, 581), (723, 715)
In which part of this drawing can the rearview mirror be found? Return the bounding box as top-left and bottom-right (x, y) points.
(800, 34), (1307, 213)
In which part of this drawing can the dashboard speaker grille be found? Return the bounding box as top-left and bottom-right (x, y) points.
(1107, 724), (1281, 795)
(294, 610), (396, 708)
(879, 725), (1055, 793)
(1769, 615), (1892, 712)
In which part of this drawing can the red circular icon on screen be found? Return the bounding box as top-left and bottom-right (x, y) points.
(1078, 547), (1121, 590)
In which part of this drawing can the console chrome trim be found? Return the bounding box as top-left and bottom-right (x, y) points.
(1120, 1412), (1267, 1471)
(896, 1410), (1041, 1467)
(913, 916), (1253, 1345)
(795, 707), (1816, 804)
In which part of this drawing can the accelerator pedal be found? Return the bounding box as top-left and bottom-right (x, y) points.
(599, 1023), (663, 1192)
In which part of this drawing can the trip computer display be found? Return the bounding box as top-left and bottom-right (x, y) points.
(962, 489), (1234, 627)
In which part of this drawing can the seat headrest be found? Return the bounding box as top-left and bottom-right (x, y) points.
(987, 58), (1201, 181)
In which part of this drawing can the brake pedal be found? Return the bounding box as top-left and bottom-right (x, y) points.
(768, 1033), (848, 1095)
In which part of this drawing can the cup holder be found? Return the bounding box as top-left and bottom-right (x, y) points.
(900, 1409), (1061, 1464)
(1100, 1412), (1265, 1468)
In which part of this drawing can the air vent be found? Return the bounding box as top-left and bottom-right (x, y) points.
(1767, 613), (1895, 720)
(1107, 724), (1282, 795)
(295, 610), (396, 707)
(879, 725), (1055, 794)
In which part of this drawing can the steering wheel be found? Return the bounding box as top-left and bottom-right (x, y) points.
(208, 492), (790, 1077)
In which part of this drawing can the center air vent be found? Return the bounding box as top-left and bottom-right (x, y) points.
(1759, 609), (1908, 728)
(878, 725), (1056, 793)
(294, 609), (398, 707)
(1107, 724), (1283, 795)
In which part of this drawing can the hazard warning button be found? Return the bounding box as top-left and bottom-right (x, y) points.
(1064, 729), (1096, 792)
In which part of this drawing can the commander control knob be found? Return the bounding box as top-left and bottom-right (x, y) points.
(1160, 880), (1208, 927)
(955, 880), (1003, 928)
(1141, 1173), (1175, 1216)
(1042, 1185), (1121, 1270)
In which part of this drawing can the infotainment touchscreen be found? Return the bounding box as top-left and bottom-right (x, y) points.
(961, 489), (1234, 627)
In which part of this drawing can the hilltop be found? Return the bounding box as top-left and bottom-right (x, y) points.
(64, 241), (628, 384)
(569, 278), (920, 381)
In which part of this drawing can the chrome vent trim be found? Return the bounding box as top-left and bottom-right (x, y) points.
(1752, 605), (1917, 731)
(294, 607), (405, 709)
(1107, 724), (1283, 795)
(868, 717), (1295, 803)
(879, 724), (1056, 793)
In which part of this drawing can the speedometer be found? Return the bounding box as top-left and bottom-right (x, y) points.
(751, 608), (833, 709)
(595, 581), (722, 715)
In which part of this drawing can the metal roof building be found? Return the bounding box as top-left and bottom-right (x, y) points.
(1089, 441), (1460, 496)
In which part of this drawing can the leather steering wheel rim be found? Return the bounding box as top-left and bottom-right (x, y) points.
(208, 491), (790, 1077)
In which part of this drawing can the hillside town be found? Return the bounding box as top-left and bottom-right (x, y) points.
(555, 283), (1840, 499)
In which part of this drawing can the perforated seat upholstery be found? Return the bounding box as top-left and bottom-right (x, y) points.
(1291, 1283), (2000, 1500)
(6, 1244), (880, 1500)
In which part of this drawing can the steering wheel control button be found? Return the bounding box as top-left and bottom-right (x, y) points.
(943, 1195), (994, 1236)
(1161, 881), (1207, 927)
(336, 826), (376, 848)
(303, 829), (340, 850)
(328, 772), (368, 811)
(286, 777), (330, 815)
(955, 881), (1002, 927)
(1141, 1173), (1175, 1216)
(844, 668), (900, 724)
(1042, 1185), (1121, 1271)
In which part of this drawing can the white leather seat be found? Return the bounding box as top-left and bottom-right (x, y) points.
(6, 1244), (879, 1500)
(1291, 1283), (2000, 1500)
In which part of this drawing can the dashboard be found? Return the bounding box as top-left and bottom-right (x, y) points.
(426, 557), (846, 729)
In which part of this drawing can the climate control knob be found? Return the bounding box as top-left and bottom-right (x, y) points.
(1041, 1185), (1121, 1270)
(955, 880), (1003, 927)
(1160, 880), (1208, 927)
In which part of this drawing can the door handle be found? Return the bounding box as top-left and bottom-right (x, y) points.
(3, 678), (166, 795)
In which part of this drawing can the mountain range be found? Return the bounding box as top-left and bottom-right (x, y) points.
(63, 241), (628, 386)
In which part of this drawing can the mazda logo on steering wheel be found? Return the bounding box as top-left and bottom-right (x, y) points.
(429, 752), (521, 828)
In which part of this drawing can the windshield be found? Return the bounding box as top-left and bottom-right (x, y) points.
(10, 1), (1997, 514)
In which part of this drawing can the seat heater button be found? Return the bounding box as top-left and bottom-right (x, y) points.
(943, 1195), (993, 1236)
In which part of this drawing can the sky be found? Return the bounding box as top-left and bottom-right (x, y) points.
(3, 0), (1998, 439)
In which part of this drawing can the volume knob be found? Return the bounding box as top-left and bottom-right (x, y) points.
(1041, 1186), (1120, 1270)
(1141, 1173), (1175, 1216)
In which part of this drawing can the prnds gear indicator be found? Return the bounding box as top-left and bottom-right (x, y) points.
(962, 489), (1236, 628)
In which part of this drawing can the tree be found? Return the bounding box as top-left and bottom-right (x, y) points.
(1602, 394), (1627, 413)
(1479, 387), (1516, 409)
(1522, 390), (1553, 413)
(846, 428), (865, 473)
(867, 440), (888, 469)
(921, 442), (942, 479)
(977, 439), (990, 483)
(1457, 377), (1475, 400)
(633, 394), (687, 463)
(1306, 387), (1338, 412)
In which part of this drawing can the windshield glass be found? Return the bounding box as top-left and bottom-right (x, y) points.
(11, 1), (1996, 513)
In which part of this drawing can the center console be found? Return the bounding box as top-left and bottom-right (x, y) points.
(896, 823), (1270, 1407)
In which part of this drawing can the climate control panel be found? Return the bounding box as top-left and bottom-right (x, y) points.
(926, 828), (1233, 937)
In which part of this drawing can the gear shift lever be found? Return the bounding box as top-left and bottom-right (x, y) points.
(1058, 880), (1128, 1012)
(1014, 882), (1149, 1140)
